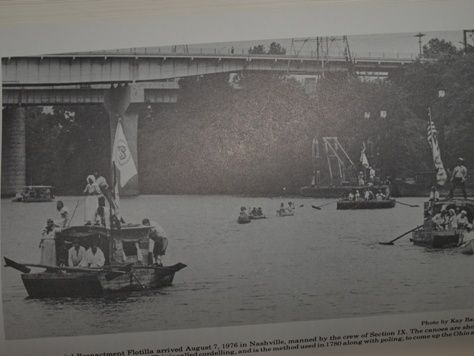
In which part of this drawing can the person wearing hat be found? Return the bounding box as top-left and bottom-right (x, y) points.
(448, 158), (468, 199)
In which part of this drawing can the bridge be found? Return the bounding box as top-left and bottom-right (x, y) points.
(1, 50), (416, 196)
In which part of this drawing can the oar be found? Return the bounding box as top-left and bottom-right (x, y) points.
(66, 199), (81, 228)
(395, 200), (420, 208)
(379, 224), (424, 245)
(311, 201), (334, 210)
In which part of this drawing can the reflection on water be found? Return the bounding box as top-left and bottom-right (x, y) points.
(2, 195), (474, 339)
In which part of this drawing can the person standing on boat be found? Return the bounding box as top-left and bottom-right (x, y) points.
(55, 201), (70, 229)
(83, 175), (101, 225)
(369, 167), (376, 183)
(39, 219), (57, 265)
(81, 240), (105, 268)
(429, 186), (440, 202)
(448, 158), (468, 199)
(142, 218), (168, 266)
(68, 241), (86, 267)
(358, 171), (365, 186)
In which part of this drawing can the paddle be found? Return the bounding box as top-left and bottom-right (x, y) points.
(66, 200), (81, 228)
(311, 201), (334, 210)
(395, 200), (420, 208)
(379, 224), (424, 245)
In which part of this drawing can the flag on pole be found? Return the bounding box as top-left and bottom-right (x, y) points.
(427, 109), (447, 186)
(360, 142), (370, 168)
(112, 121), (138, 187)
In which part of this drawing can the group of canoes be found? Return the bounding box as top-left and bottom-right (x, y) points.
(237, 201), (296, 223)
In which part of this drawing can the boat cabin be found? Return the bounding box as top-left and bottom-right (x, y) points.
(13, 185), (54, 202)
(54, 225), (153, 267)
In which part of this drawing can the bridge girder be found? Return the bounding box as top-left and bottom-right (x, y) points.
(2, 54), (410, 86)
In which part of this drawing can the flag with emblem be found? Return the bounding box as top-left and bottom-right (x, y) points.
(112, 121), (137, 187)
(427, 109), (447, 186)
(360, 142), (370, 169)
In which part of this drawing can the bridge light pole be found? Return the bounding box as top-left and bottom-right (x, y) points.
(414, 32), (426, 58)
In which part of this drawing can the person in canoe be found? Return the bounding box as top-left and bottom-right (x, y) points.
(257, 207), (264, 216)
(80, 240), (105, 268)
(288, 202), (295, 212)
(432, 209), (448, 230)
(457, 210), (471, 231)
(39, 218), (57, 266)
(364, 189), (374, 201)
(278, 202), (286, 215)
(375, 190), (385, 201)
(68, 240), (86, 267)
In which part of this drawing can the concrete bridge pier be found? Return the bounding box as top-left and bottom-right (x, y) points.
(104, 85), (142, 196)
(1, 106), (26, 197)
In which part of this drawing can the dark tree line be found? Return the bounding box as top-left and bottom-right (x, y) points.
(18, 38), (474, 195)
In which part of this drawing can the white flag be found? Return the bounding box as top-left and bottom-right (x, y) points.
(113, 122), (137, 187)
(427, 114), (447, 186)
(360, 142), (370, 169)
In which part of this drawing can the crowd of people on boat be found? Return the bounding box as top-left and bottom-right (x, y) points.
(344, 188), (390, 202)
(431, 208), (472, 232)
(37, 170), (169, 268)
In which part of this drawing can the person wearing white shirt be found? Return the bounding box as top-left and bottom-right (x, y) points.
(55, 201), (69, 228)
(80, 241), (105, 268)
(68, 241), (86, 267)
(448, 158), (468, 199)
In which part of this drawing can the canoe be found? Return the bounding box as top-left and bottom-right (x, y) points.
(249, 215), (266, 220)
(336, 199), (396, 210)
(237, 216), (251, 224)
(277, 211), (294, 217)
(19, 263), (186, 298)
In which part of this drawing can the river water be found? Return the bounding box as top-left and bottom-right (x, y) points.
(2, 195), (474, 339)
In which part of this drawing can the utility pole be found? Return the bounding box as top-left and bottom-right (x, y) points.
(414, 32), (425, 57)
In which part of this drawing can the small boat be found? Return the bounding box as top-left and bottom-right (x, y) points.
(12, 185), (54, 202)
(336, 199), (396, 210)
(249, 215), (266, 220)
(276, 210), (294, 217)
(301, 184), (392, 199)
(4, 225), (186, 298)
(237, 216), (251, 224)
(411, 199), (474, 249)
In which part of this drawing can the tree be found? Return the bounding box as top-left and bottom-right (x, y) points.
(248, 44), (265, 55)
(268, 42), (286, 55)
(423, 38), (460, 59)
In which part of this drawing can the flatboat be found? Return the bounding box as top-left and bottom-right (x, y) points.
(4, 224), (186, 298)
(12, 185), (54, 202)
(411, 199), (474, 249)
(337, 198), (396, 210)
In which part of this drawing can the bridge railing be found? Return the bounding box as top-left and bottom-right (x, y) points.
(70, 47), (418, 62)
